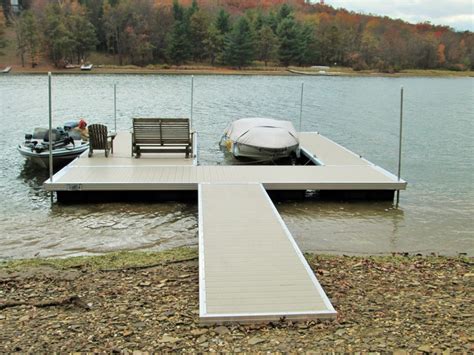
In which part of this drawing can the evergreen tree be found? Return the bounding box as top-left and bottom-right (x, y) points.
(80, 0), (107, 51)
(172, 0), (185, 22)
(188, 0), (198, 17)
(267, 11), (278, 33)
(254, 11), (266, 32)
(223, 17), (254, 69)
(167, 1), (191, 64)
(256, 24), (278, 66)
(167, 20), (191, 64)
(190, 10), (210, 61)
(42, 4), (75, 67)
(277, 4), (293, 22)
(68, 13), (97, 63)
(215, 9), (230, 35)
(15, 10), (40, 67)
(150, 6), (174, 62)
(203, 23), (224, 65)
(297, 22), (315, 66)
(277, 17), (300, 66)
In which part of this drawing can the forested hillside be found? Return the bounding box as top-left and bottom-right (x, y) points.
(1, 0), (472, 71)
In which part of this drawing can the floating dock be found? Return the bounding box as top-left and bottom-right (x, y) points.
(44, 132), (406, 196)
(43, 130), (406, 324)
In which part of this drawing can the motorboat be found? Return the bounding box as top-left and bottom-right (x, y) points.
(80, 64), (93, 71)
(219, 117), (300, 161)
(18, 123), (89, 169)
(1, 66), (12, 74)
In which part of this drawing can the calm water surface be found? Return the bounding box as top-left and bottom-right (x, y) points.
(0, 74), (472, 259)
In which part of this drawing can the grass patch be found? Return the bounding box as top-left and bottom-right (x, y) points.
(0, 247), (198, 271)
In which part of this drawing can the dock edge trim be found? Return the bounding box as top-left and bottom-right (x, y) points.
(258, 183), (337, 316)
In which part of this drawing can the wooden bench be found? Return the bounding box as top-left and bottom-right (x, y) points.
(132, 118), (193, 158)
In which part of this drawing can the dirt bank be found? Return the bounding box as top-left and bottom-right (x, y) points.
(2, 63), (473, 77)
(0, 249), (472, 352)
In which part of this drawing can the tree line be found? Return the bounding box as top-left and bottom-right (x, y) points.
(0, 8), (6, 55)
(1, 0), (473, 71)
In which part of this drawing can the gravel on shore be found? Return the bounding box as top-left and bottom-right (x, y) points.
(0, 249), (472, 353)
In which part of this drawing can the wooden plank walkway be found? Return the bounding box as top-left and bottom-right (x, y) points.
(199, 183), (336, 323)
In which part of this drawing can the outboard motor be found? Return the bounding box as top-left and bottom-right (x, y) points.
(64, 121), (79, 131)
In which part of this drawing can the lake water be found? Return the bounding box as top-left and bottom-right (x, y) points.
(0, 74), (472, 259)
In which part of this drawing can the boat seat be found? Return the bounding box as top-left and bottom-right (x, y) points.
(88, 124), (114, 157)
(132, 118), (193, 158)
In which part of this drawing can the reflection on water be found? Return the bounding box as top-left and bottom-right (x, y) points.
(1, 74), (473, 259)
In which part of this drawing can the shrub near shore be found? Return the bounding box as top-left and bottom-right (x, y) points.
(0, 248), (472, 352)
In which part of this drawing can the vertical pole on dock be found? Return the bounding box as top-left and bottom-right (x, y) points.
(114, 83), (117, 132)
(299, 82), (304, 132)
(190, 75), (194, 129)
(396, 86), (404, 208)
(48, 72), (54, 203)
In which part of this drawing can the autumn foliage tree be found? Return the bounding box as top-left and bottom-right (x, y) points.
(8, 0), (474, 70)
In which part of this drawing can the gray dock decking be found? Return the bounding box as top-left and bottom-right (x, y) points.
(44, 132), (406, 192)
(199, 183), (336, 323)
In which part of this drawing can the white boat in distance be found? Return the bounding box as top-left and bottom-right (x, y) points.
(219, 117), (301, 161)
(80, 64), (93, 71)
(1, 66), (12, 73)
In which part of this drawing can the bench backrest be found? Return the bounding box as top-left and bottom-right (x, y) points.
(133, 118), (190, 145)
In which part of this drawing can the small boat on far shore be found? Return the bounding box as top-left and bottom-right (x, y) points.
(80, 64), (93, 71)
(1, 66), (12, 74)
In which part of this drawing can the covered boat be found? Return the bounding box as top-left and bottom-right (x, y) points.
(18, 124), (89, 169)
(219, 117), (300, 160)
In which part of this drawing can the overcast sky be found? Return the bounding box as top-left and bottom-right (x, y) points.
(324, 0), (473, 32)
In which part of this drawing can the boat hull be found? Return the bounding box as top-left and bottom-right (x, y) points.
(220, 137), (300, 161)
(18, 143), (89, 169)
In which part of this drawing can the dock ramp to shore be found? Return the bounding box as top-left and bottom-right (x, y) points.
(43, 131), (407, 324)
(199, 183), (336, 324)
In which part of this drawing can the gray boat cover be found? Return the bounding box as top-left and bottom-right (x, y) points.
(224, 118), (299, 149)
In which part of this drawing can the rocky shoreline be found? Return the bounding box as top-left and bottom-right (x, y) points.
(2, 64), (473, 77)
(0, 249), (472, 352)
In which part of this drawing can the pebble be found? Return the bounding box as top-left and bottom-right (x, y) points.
(214, 326), (230, 335)
(248, 337), (266, 345)
(191, 329), (208, 336)
(159, 335), (180, 344)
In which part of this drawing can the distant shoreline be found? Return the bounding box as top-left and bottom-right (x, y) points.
(2, 64), (473, 77)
